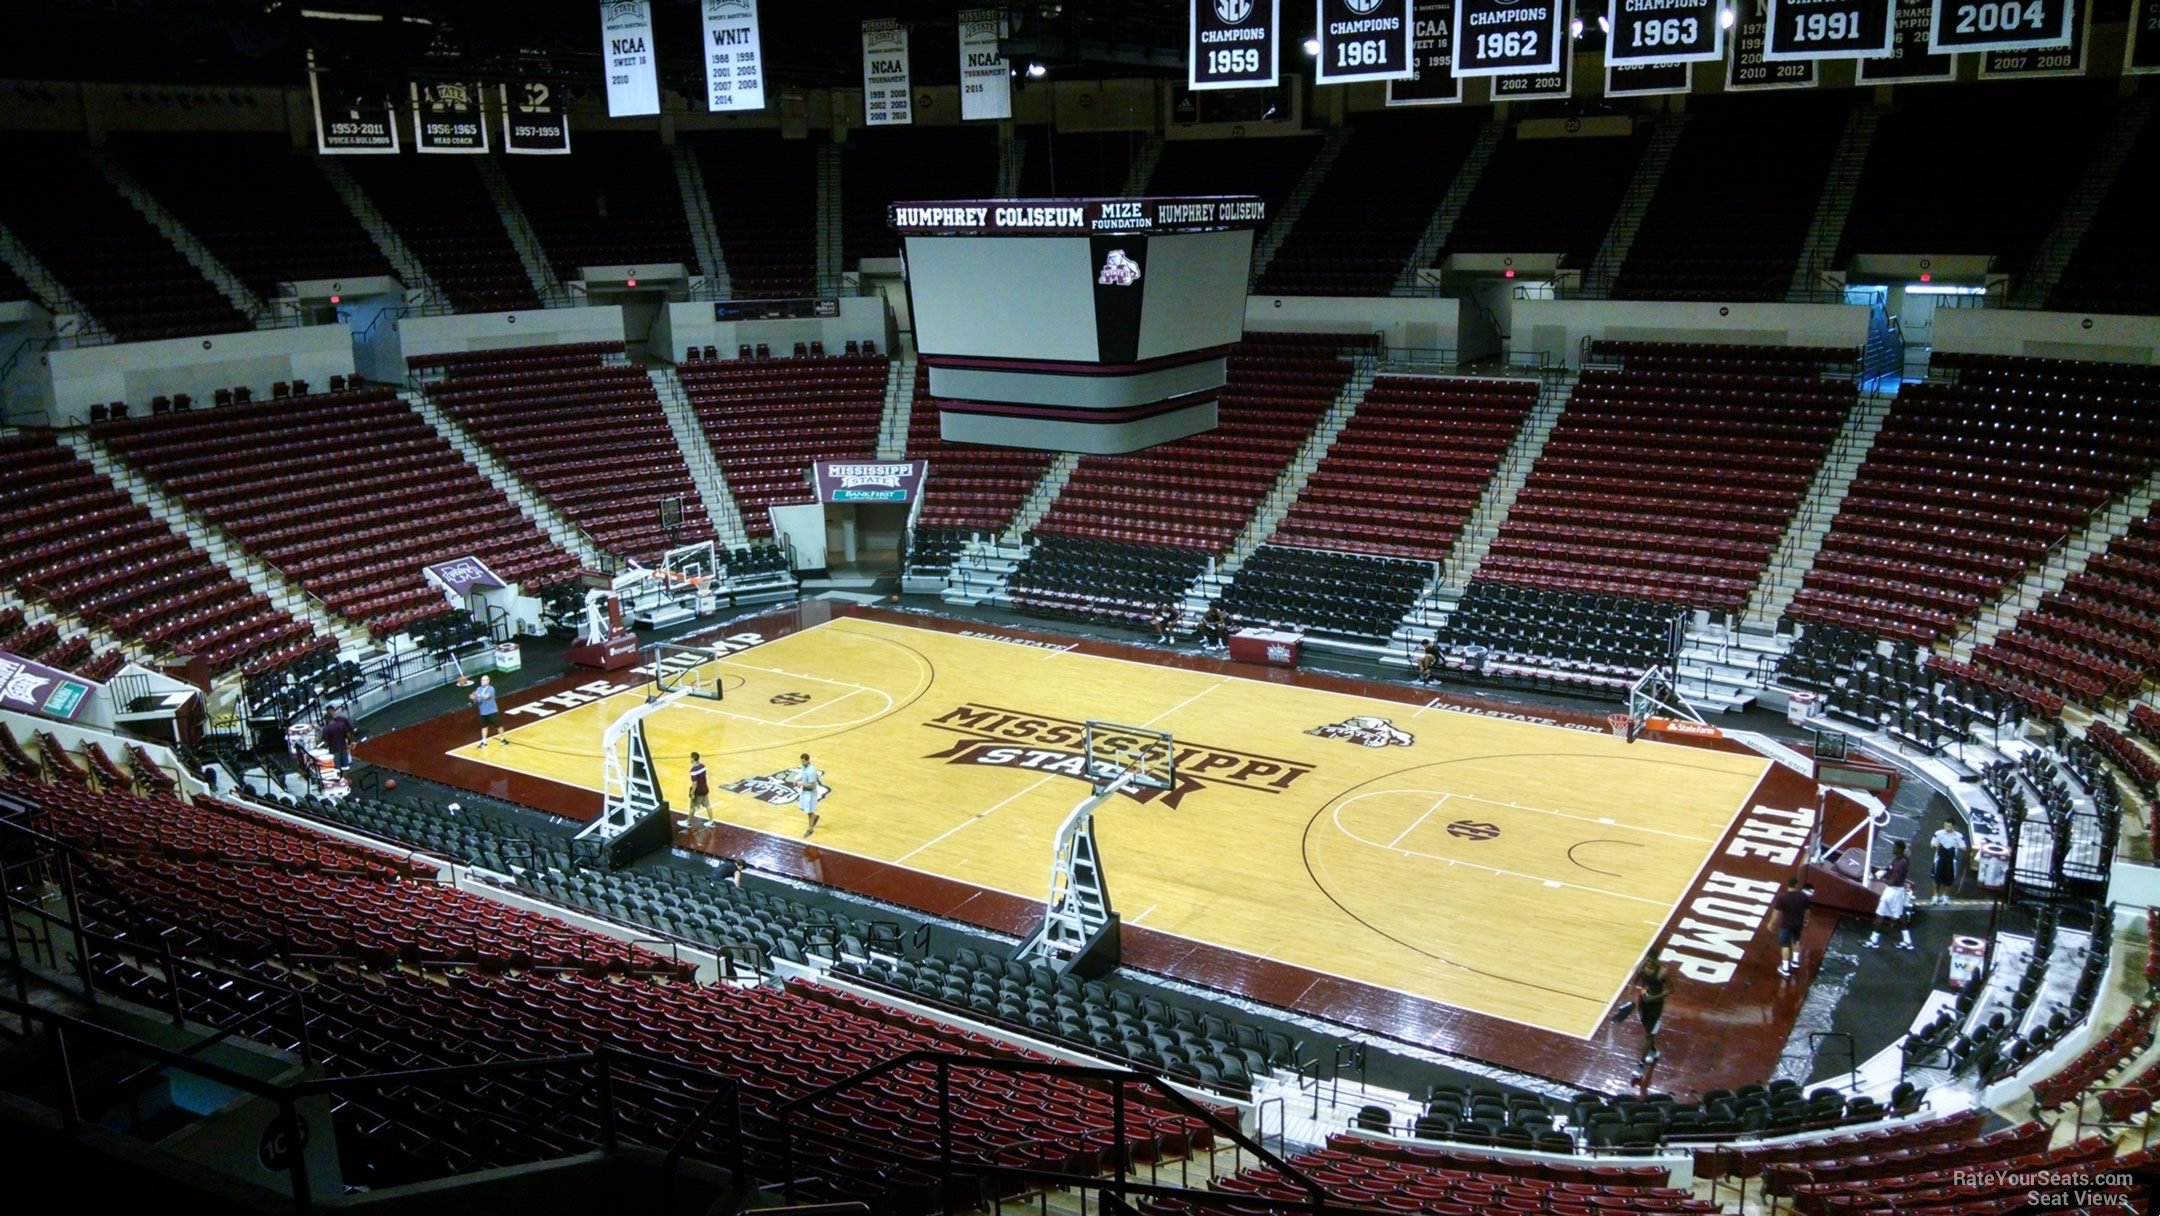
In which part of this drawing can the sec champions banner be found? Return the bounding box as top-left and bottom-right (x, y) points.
(1191, 0), (1282, 89)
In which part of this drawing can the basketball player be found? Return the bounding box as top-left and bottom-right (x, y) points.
(1773, 875), (1812, 977)
(470, 675), (506, 749)
(1866, 841), (1915, 949)
(1412, 639), (1439, 684)
(1630, 957), (1670, 1073)
(794, 752), (824, 837)
(1150, 602), (1177, 645)
(687, 752), (711, 819)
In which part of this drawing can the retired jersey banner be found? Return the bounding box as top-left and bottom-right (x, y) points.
(1763, 0), (1894, 59)
(812, 460), (927, 504)
(1453, 0), (1566, 77)
(309, 54), (399, 154)
(1389, 1), (1462, 102)
(0, 649), (99, 722)
(862, 19), (913, 125)
(600, 0), (661, 117)
(1729, 14), (1820, 85)
(502, 82), (572, 154)
(1316, 0), (1416, 84)
(704, 0), (766, 112)
(2132, 0), (2160, 73)
(1929, 0), (2072, 53)
(1606, 0), (1724, 63)
(959, 9), (1013, 120)
(1191, 0), (1282, 90)
(411, 82), (487, 152)
(1860, 0), (1958, 80)
(1977, 0), (2086, 75)
(1606, 57), (1693, 94)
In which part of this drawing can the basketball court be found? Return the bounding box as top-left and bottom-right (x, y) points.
(443, 613), (1771, 1040)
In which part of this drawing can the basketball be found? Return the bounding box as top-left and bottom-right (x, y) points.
(382, 778), (397, 792)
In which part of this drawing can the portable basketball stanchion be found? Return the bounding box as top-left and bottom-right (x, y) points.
(578, 687), (690, 845)
(1015, 721), (1175, 977)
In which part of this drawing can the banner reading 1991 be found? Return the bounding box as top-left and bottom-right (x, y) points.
(1606, 0), (1725, 64)
(1763, 0), (1895, 60)
(1315, 0), (1415, 84)
(1190, 0), (1282, 90)
(1453, 0), (1566, 76)
(1388, 0), (1461, 102)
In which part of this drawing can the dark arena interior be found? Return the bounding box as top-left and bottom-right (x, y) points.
(3, 0), (2160, 1213)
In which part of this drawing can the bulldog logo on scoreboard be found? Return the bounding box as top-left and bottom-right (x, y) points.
(1097, 249), (1143, 286)
(1305, 716), (1415, 748)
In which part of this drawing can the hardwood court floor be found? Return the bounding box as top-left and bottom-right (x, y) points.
(452, 616), (1770, 1038)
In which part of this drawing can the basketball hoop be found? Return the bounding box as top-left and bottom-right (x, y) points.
(1608, 713), (1633, 740)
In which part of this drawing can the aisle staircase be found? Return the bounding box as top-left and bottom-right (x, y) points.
(1120, 135), (1166, 198)
(1209, 355), (1377, 579)
(1951, 469), (2160, 661)
(814, 144), (844, 292)
(1247, 128), (1353, 289)
(85, 149), (269, 327)
(399, 385), (614, 571)
(875, 353), (918, 460)
(1438, 372), (1572, 589)
(1392, 118), (1504, 295)
(2012, 96), (2154, 309)
(1584, 113), (1691, 290)
(1787, 105), (1881, 300)
(671, 145), (731, 299)
(315, 158), (446, 309)
(647, 366), (751, 549)
(475, 157), (566, 304)
(1743, 392), (1893, 629)
(0, 218), (110, 343)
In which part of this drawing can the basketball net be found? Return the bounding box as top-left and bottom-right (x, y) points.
(1608, 713), (1632, 740)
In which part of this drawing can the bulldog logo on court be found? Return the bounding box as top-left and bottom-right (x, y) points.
(1305, 716), (1414, 749)
(723, 770), (831, 807)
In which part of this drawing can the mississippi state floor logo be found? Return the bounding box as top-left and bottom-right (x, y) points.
(723, 770), (831, 806)
(1305, 716), (1414, 749)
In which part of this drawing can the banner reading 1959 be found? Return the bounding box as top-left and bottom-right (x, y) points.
(1388, 0), (1461, 103)
(1453, 0), (1566, 76)
(1191, 0), (1282, 90)
(1928, 0), (2072, 54)
(1606, 0), (1725, 64)
(1316, 0), (1415, 84)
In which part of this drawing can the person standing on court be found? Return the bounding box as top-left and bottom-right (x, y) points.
(1866, 840), (1915, 949)
(1630, 957), (1670, 1073)
(795, 752), (824, 837)
(1773, 875), (1812, 977)
(1928, 821), (1965, 904)
(470, 675), (506, 749)
(687, 752), (711, 820)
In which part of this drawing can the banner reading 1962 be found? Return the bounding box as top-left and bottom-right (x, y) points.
(1191, 0), (1282, 90)
(1389, 0), (1461, 102)
(2132, 0), (2160, 74)
(1316, 0), (1415, 84)
(1606, 0), (1725, 64)
(1453, 0), (1566, 76)
(703, 0), (765, 112)
(1763, 0), (1894, 59)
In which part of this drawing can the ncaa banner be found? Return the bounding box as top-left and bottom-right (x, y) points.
(1929, 0), (2072, 53)
(1859, 0), (1958, 81)
(412, 82), (486, 152)
(600, 0), (661, 118)
(309, 53), (398, 154)
(1453, 0), (1566, 77)
(704, 0), (766, 112)
(501, 82), (573, 154)
(1191, 0), (1282, 90)
(1606, 0), (1724, 64)
(1389, 1), (1461, 102)
(863, 19), (913, 125)
(959, 9), (1013, 120)
(1763, 0), (1895, 60)
(1977, 0), (2086, 75)
(1606, 58), (1693, 94)
(1316, 0), (1416, 84)
(2132, 0), (2160, 73)
(1728, 14), (1819, 85)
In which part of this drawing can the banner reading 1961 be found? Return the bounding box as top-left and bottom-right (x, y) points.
(1763, 0), (1894, 59)
(1191, 0), (1282, 90)
(1316, 0), (1415, 84)
(703, 0), (765, 112)
(1928, 0), (2072, 53)
(1453, 0), (1566, 76)
(412, 81), (486, 152)
(862, 18), (913, 125)
(1388, 0), (1461, 102)
(1606, 0), (1725, 64)
(600, 0), (661, 118)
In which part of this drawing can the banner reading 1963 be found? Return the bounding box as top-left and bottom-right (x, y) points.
(599, 0), (661, 118)
(1190, 0), (1282, 90)
(411, 81), (486, 153)
(703, 0), (765, 112)
(1606, 0), (1725, 64)
(1316, 0), (1415, 84)
(1453, 0), (1566, 77)
(862, 18), (913, 125)
(1763, 0), (1895, 59)
(1388, 0), (1461, 102)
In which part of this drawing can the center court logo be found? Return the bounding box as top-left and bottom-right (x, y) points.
(922, 704), (1313, 809)
(1305, 716), (1415, 748)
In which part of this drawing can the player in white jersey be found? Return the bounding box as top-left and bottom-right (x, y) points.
(795, 752), (824, 837)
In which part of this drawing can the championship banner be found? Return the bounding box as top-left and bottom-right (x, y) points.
(1490, 38), (1572, 96)
(704, 0), (766, 112)
(1728, 13), (1820, 85)
(1453, 0), (1566, 77)
(424, 556), (508, 597)
(1191, 0), (1282, 90)
(2131, 0), (2160, 73)
(811, 460), (927, 504)
(1389, 1), (1462, 103)
(0, 649), (99, 722)
(501, 82), (572, 154)
(1606, 58), (1693, 94)
(959, 8), (1013, 120)
(309, 53), (399, 154)
(1763, 0), (1895, 59)
(1607, 0), (1724, 62)
(600, 0), (661, 117)
(1859, 0), (1958, 81)
(411, 81), (487, 152)
(1315, 0), (1416, 84)
(1928, 0), (2072, 54)
(862, 18), (913, 125)
(1977, 0), (2086, 75)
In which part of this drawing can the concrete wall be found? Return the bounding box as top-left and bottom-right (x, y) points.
(1508, 299), (1872, 366)
(1931, 308), (2160, 365)
(654, 295), (890, 365)
(1244, 294), (1462, 355)
(396, 305), (627, 364)
(42, 323), (354, 425)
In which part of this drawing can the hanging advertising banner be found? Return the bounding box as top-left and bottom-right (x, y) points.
(600, 0), (661, 117)
(1316, 0), (1417, 84)
(1453, 0), (1567, 77)
(1191, 0), (1283, 90)
(863, 18), (913, 125)
(1976, 0), (2087, 75)
(2130, 0), (2160, 73)
(1859, 0), (1959, 81)
(0, 650), (99, 722)
(1762, 0), (1895, 60)
(309, 53), (399, 154)
(704, 0), (766, 112)
(501, 82), (572, 154)
(811, 461), (927, 504)
(1728, 14), (1820, 86)
(1489, 34), (1572, 96)
(411, 81), (487, 152)
(1928, 0), (2073, 54)
(1606, 0), (1725, 64)
(1389, 1), (1462, 102)
(1606, 57), (1694, 94)
(959, 8), (1013, 120)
